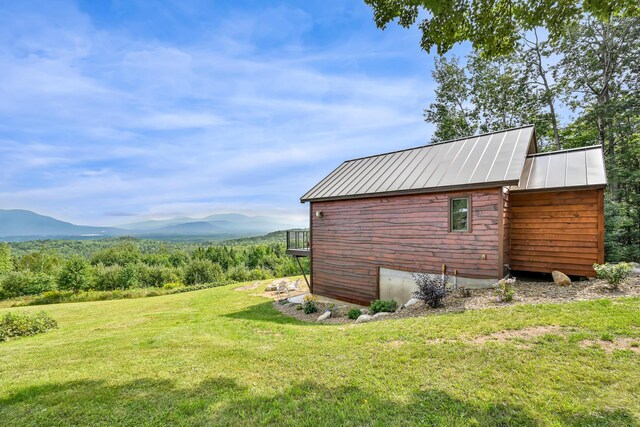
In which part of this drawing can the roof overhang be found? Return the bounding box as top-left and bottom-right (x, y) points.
(301, 180), (518, 203)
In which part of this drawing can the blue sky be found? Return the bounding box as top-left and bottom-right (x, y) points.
(0, 0), (466, 226)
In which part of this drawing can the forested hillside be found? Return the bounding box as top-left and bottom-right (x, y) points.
(0, 232), (308, 301)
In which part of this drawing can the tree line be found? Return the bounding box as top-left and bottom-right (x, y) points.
(403, 16), (639, 262)
(365, 3), (639, 261)
(0, 237), (309, 300)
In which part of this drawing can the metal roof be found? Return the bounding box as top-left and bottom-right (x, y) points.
(511, 145), (606, 191)
(301, 125), (537, 202)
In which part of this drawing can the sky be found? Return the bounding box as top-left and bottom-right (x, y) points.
(0, 0), (467, 226)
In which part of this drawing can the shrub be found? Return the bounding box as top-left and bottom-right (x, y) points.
(30, 290), (74, 305)
(57, 256), (93, 293)
(0, 271), (56, 299)
(411, 272), (450, 308)
(369, 299), (398, 314)
(0, 242), (12, 274)
(593, 262), (634, 289)
(302, 294), (318, 314)
(0, 311), (57, 342)
(347, 308), (362, 320)
(458, 287), (472, 298)
(184, 259), (224, 285)
(93, 264), (121, 291)
(163, 282), (184, 290)
(494, 277), (516, 302)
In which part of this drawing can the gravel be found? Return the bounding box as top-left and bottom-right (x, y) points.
(274, 273), (640, 324)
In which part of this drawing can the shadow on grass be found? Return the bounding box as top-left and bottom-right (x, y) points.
(223, 300), (313, 325)
(1, 377), (636, 426)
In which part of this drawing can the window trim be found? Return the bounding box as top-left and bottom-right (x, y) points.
(449, 195), (472, 233)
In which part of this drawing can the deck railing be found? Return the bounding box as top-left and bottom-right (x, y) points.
(286, 230), (310, 251)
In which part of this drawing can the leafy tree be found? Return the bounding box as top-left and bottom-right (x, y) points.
(184, 259), (224, 285)
(519, 29), (562, 149)
(16, 250), (61, 275)
(364, 0), (639, 57)
(425, 52), (551, 145)
(0, 242), (12, 274)
(555, 17), (640, 150)
(90, 241), (141, 266)
(468, 52), (546, 135)
(424, 56), (477, 141)
(58, 256), (93, 293)
(0, 271), (56, 299)
(554, 17), (640, 261)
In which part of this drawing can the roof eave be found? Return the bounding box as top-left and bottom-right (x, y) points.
(300, 180), (518, 203)
(510, 183), (607, 193)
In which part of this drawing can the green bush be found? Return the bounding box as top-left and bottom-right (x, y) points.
(302, 295), (318, 314)
(494, 277), (516, 302)
(0, 311), (57, 342)
(57, 256), (93, 293)
(347, 308), (362, 320)
(138, 264), (182, 288)
(184, 259), (224, 285)
(0, 271), (56, 299)
(162, 282), (184, 290)
(593, 262), (634, 289)
(369, 299), (397, 314)
(29, 290), (74, 305)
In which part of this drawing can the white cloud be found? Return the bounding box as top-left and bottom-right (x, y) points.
(0, 1), (437, 226)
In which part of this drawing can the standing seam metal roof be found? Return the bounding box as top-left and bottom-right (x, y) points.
(511, 145), (607, 191)
(301, 125), (537, 202)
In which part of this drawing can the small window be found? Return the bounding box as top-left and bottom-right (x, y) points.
(450, 197), (470, 232)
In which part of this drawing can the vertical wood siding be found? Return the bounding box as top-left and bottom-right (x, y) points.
(509, 188), (605, 277)
(310, 189), (502, 305)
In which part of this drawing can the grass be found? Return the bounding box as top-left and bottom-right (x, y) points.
(0, 281), (232, 308)
(0, 279), (639, 426)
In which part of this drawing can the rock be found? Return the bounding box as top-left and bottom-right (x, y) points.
(552, 270), (571, 286)
(316, 311), (331, 322)
(355, 314), (373, 323)
(265, 284), (277, 292)
(402, 298), (420, 308)
(360, 309), (369, 315)
(373, 312), (390, 319)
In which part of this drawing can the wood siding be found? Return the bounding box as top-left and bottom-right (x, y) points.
(509, 189), (605, 277)
(502, 188), (511, 275)
(310, 189), (502, 305)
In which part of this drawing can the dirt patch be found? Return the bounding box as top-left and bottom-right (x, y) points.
(470, 326), (566, 345)
(386, 340), (406, 348)
(234, 282), (261, 291)
(580, 338), (640, 353)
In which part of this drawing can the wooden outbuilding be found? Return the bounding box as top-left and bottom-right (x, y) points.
(288, 126), (606, 305)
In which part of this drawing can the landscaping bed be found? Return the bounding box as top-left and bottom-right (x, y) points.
(274, 273), (640, 323)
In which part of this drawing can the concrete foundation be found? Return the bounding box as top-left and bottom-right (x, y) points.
(379, 267), (498, 305)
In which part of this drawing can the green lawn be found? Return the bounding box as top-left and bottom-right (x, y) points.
(1, 281), (639, 426)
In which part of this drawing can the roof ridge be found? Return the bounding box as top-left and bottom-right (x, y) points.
(344, 125), (535, 163)
(527, 145), (602, 158)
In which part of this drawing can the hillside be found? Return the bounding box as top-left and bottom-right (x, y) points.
(0, 210), (120, 239)
(0, 282), (638, 426)
(0, 210), (306, 242)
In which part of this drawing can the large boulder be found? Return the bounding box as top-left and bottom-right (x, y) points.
(402, 297), (420, 308)
(373, 312), (391, 319)
(355, 314), (373, 324)
(316, 311), (331, 322)
(552, 270), (571, 286)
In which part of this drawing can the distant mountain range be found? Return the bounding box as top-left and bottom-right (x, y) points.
(0, 209), (306, 242)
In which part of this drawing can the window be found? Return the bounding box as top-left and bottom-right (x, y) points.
(450, 197), (470, 232)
